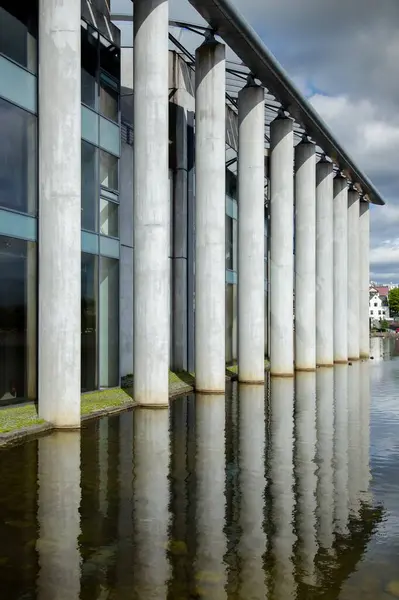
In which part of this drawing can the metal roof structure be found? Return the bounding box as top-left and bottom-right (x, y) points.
(112, 0), (385, 206)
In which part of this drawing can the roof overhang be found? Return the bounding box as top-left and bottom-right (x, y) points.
(187, 0), (385, 206)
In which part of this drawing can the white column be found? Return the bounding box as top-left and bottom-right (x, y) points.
(238, 385), (267, 598)
(270, 116), (294, 377)
(333, 365), (349, 535)
(133, 0), (170, 406)
(38, 0), (81, 427)
(37, 432), (81, 600)
(270, 378), (296, 599)
(133, 408), (170, 597)
(238, 82), (265, 383)
(359, 201), (370, 358)
(294, 139), (316, 371)
(195, 394), (227, 598)
(316, 368), (335, 552)
(333, 176), (348, 363)
(316, 159), (334, 367)
(195, 38), (226, 393)
(295, 372), (317, 585)
(348, 189), (360, 361)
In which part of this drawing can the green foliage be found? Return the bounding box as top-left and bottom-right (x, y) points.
(380, 319), (388, 331)
(389, 288), (399, 315)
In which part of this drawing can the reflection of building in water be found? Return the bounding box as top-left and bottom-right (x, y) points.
(195, 394), (227, 600)
(295, 372), (318, 585)
(269, 378), (296, 600)
(37, 432), (81, 600)
(133, 408), (170, 599)
(334, 365), (349, 536)
(347, 362), (362, 518)
(237, 384), (267, 600)
(369, 336), (384, 361)
(316, 368), (335, 552)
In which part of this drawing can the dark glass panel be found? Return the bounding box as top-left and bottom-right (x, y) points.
(81, 140), (98, 232)
(0, 0), (37, 72)
(99, 257), (119, 387)
(100, 149), (118, 191)
(81, 252), (98, 392)
(81, 25), (98, 109)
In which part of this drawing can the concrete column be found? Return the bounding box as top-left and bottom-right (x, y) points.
(333, 176), (349, 363)
(270, 116), (294, 377)
(38, 0), (81, 427)
(359, 201), (370, 358)
(294, 139), (316, 371)
(348, 190), (360, 361)
(270, 378), (296, 598)
(316, 368), (335, 552)
(238, 385), (267, 598)
(295, 372), (317, 585)
(237, 82), (265, 383)
(37, 432), (81, 600)
(133, 0), (170, 406)
(316, 159), (334, 367)
(195, 37), (226, 392)
(195, 394), (227, 598)
(334, 365), (349, 535)
(133, 408), (170, 597)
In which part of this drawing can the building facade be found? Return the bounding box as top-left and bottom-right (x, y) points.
(0, 0), (384, 421)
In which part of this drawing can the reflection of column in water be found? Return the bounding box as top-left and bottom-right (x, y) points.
(37, 432), (81, 600)
(195, 394), (227, 599)
(369, 336), (383, 361)
(133, 408), (170, 598)
(98, 419), (108, 518)
(347, 361), (361, 517)
(359, 361), (372, 503)
(269, 378), (296, 600)
(295, 372), (318, 584)
(238, 385), (267, 599)
(116, 412), (134, 591)
(333, 365), (349, 535)
(316, 368), (335, 551)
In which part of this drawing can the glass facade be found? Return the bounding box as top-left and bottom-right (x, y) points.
(0, 235), (36, 404)
(0, 1), (37, 73)
(0, 97), (37, 215)
(81, 253), (98, 393)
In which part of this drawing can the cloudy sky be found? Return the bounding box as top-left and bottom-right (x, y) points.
(112, 0), (399, 283)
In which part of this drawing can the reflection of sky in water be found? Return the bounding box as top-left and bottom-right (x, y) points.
(348, 337), (399, 592)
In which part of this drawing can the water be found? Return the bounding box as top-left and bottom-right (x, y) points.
(0, 337), (398, 600)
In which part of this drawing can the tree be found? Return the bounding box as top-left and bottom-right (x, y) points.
(388, 288), (399, 317)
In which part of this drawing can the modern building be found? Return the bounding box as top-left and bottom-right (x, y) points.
(0, 0), (385, 422)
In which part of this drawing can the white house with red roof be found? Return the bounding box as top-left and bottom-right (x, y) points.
(369, 285), (390, 321)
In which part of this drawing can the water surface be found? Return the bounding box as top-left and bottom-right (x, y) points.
(1, 337), (398, 599)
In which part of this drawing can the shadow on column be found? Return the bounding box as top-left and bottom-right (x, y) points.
(237, 384), (267, 600)
(36, 431), (81, 600)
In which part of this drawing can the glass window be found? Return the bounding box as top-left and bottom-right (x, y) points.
(0, 2), (37, 73)
(81, 252), (98, 392)
(100, 74), (118, 122)
(100, 40), (120, 82)
(81, 25), (98, 110)
(81, 141), (98, 232)
(0, 236), (36, 404)
(100, 257), (119, 388)
(100, 198), (119, 238)
(225, 214), (233, 271)
(100, 149), (118, 191)
(0, 97), (37, 215)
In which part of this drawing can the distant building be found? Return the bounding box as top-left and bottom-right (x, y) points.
(369, 285), (390, 321)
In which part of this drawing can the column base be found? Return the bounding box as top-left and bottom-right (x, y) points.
(134, 403), (169, 410)
(360, 354), (370, 359)
(238, 379), (265, 385)
(195, 388), (225, 395)
(334, 359), (348, 364)
(270, 372), (294, 378)
(316, 363), (334, 368)
(295, 366), (316, 372)
(50, 424), (81, 431)
(348, 357), (360, 362)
